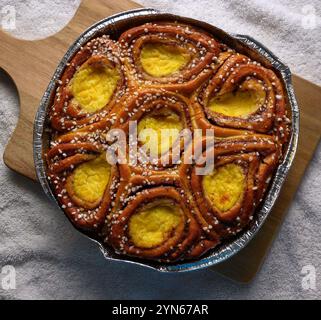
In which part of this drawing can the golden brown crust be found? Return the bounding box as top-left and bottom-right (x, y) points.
(104, 185), (202, 262)
(110, 89), (193, 171)
(188, 136), (278, 239)
(45, 21), (291, 263)
(191, 52), (291, 142)
(119, 22), (220, 93)
(49, 36), (126, 132)
(47, 166), (119, 230)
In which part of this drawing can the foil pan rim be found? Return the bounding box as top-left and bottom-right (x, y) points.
(33, 8), (300, 273)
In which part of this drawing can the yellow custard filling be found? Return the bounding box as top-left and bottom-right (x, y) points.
(70, 62), (120, 113)
(140, 43), (190, 77)
(138, 108), (183, 156)
(208, 79), (266, 117)
(202, 163), (245, 212)
(128, 201), (183, 248)
(72, 154), (111, 203)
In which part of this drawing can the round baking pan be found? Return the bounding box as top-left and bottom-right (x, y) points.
(33, 8), (299, 272)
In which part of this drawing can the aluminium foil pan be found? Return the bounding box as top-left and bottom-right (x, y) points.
(33, 8), (299, 272)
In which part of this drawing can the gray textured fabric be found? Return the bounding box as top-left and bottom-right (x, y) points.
(0, 0), (320, 299)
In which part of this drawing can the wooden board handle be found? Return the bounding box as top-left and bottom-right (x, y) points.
(0, 28), (40, 179)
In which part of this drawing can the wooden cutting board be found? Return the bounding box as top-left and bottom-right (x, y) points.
(1, 0), (320, 283)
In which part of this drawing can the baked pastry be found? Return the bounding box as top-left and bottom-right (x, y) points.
(49, 37), (126, 132)
(45, 21), (291, 263)
(119, 22), (220, 92)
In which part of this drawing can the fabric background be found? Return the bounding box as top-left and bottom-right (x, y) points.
(0, 0), (320, 299)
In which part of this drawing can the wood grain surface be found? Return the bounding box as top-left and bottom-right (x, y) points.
(0, 0), (320, 283)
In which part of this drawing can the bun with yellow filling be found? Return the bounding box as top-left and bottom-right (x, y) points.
(45, 21), (291, 263)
